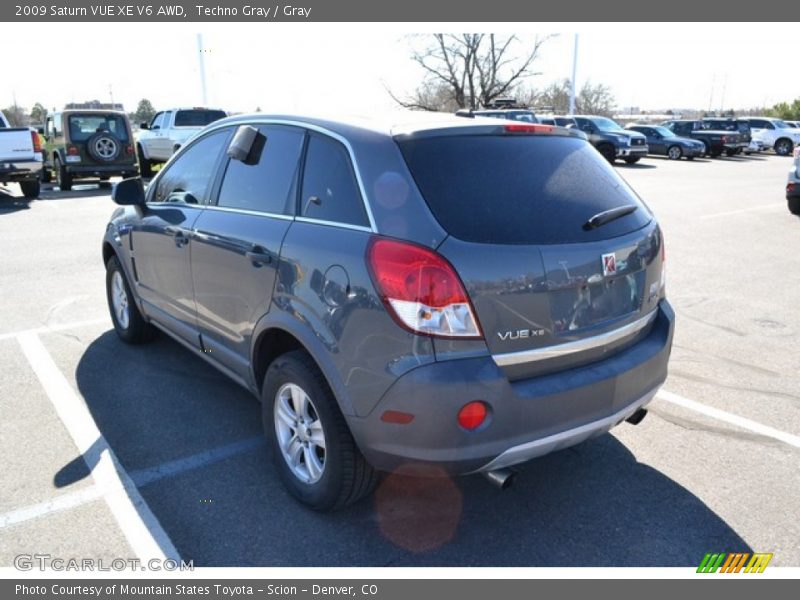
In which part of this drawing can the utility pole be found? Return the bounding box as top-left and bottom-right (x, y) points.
(568, 34), (579, 115)
(197, 33), (208, 106)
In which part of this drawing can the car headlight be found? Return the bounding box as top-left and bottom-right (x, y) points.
(619, 136), (631, 146)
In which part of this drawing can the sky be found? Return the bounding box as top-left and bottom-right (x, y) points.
(2, 22), (798, 117)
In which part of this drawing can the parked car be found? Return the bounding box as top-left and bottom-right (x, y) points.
(0, 111), (43, 199)
(570, 115), (649, 163)
(136, 107), (227, 176)
(470, 108), (539, 123)
(625, 124), (705, 160)
(660, 120), (742, 158)
(744, 117), (800, 156)
(702, 118), (752, 155)
(43, 109), (138, 191)
(104, 113), (674, 510)
(538, 115), (578, 128)
(783, 120), (800, 129)
(788, 147), (800, 215)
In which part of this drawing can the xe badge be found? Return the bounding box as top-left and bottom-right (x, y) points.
(602, 252), (617, 276)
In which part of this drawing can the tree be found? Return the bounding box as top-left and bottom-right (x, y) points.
(390, 34), (552, 111)
(577, 81), (615, 116)
(133, 98), (156, 125)
(1, 105), (27, 127)
(29, 103), (47, 124)
(767, 99), (800, 120)
(521, 79), (616, 116)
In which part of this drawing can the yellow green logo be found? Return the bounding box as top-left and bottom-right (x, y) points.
(697, 552), (773, 573)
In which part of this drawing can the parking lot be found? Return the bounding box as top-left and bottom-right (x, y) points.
(0, 152), (798, 568)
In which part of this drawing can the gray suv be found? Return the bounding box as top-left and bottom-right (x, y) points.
(104, 113), (674, 510)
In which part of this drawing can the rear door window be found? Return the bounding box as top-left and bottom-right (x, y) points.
(398, 134), (650, 244)
(217, 125), (305, 215)
(174, 110), (227, 127)
(299, 134), (369, 227)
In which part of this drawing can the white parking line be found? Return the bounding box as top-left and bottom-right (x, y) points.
(16, 332), (180, 561)
(699, 202), (785, 219)
(0, 317), (109, 342)
(0, 437), (264, 530)
(656, 390), (800, 449)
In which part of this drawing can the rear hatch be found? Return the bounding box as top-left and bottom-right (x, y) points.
(397, 131), (664, 379)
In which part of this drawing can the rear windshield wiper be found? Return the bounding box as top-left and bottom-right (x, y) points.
(583, 205), (638, 231)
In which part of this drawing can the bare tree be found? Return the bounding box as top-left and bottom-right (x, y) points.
(577, 81), (615, 116)
(390, 34), (552, 111)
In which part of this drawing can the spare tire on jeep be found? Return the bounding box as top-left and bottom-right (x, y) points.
(87, 132), (121, 162)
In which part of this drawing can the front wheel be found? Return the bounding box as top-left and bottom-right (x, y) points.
(597, 144), (616, 163)
(137, 145), (153, 178)
(262, 351), (378, 511)
(774, 138), (793, 156)
(623, 156), (640, 164)
(105, 255), (155, 344)
(667, 145), (683, 160)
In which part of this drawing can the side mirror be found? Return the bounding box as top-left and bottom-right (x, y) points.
(140, 122), (149, 130)
(227, 125), (264, 165)
(112, 177), (146, 207)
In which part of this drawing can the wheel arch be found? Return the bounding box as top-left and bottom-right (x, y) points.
(250, 311), (356, 416)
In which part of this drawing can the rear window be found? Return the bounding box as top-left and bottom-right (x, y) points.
(398, 135), (651, 244)
(67, 114), (129, 142)
(174, 110), (227, 127)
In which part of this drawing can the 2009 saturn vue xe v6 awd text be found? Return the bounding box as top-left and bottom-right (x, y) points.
(103, 112), (674, 510)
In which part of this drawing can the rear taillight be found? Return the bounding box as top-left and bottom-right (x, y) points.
(67, 145), (79, 156)
(125, 144), (134, 156)
(31, 131), (42, 153)
(366, 238), (483, 339)
(660, 235), (667, 293)
(789, 183), (797, 193)
(504, 124), (554, 134)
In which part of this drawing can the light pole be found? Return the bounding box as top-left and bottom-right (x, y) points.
(197, 33), (209, 106)
(568, 34), (579, 115)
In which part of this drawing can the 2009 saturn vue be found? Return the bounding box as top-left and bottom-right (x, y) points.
(103, 112), (674, 510)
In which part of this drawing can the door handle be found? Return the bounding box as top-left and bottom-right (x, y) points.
(245, 246), (272, 267)
(164, 226), (190, 247)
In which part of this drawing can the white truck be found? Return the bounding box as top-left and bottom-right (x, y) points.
(745, 117), (800, 156)
(135, 107), (227, 176)
(0, 111), (44, 199)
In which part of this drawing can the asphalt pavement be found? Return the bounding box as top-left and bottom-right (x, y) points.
(0, 153), (797, 568)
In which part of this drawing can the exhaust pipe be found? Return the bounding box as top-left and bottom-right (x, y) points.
(625, 408), (648, 426)
(482, 468), (516, 490)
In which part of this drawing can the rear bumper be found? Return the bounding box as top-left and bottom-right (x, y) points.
(65, 164), (138, 176)
(0, 160), (42, 182)
(348, 300), (675, 475)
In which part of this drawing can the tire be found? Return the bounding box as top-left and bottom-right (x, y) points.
(105, 255), (155, 344)
(725, 149), (736, 157)
(20, 179), (40, 199)
(789, 197), (800, 215)
(55, 157), (72, 191)
(701, 141), (711, 157)
(262, 350), (378, 511)
(597, 144), (616, 163)
(667, 145), (683, 160)
(774, 138), (793, 156)
(41, 162), (52, 183)
(137, 145), (153, 178)
(710, 149), (722, 158)
(87, 132), (121, 162)
(687, 156), (695, 161)
(624, 157), (640, 164)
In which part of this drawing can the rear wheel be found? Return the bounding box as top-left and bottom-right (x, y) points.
(55, 157), (72, 191)
(597, 144), (616, 163)
(725, 148), (736, 157)
(20, 179), (40, 199)
(41, 162), (52, 183)
(789, 197), (800, 215)
(262, 350), (378, 511)
(137, 145), (153, 178)
(105, 255), (155, 344)
(774, 138), (793, 156)
(667, 145), (683, 160)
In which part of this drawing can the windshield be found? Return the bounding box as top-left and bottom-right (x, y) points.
(174, 109), (227, 127)
(653, 126), (675, 137)
(590, 117), (624, 132)
(774, 120), (792, 129)
(67, 114), (129, 142)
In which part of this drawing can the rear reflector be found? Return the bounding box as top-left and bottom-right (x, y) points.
(458, 401), (489, 430)
(67, 145), (79, 156)
(504, 124), (554, 134)
(381, 410), (415, 425)
(367, 237), (482, 339)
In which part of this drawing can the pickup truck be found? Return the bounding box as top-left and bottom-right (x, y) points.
(570, 115), (649, 164)
(135, 107), (226, 176)
(660, 120), (743, 158)
(0, 111), (43, 199)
